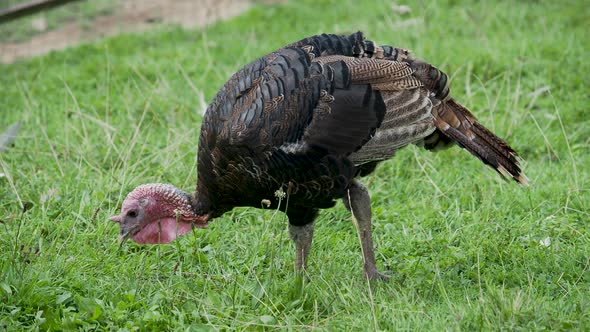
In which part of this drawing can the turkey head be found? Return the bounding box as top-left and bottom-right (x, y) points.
(109, 183), (208, 244)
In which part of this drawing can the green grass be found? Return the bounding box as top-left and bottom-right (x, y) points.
(1, 0), (589, 330)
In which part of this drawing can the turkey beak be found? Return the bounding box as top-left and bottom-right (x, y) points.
(109, 215), (130, 246)
(109, 215), (122, 223)
(118, 226), (134, 246)
(118, 233), (128, 246)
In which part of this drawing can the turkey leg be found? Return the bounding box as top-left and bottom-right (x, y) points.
(344, 180), (389, 281)
(288, 222), (314, 271)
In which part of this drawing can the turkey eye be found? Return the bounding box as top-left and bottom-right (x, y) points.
(126, 210), (138, 218)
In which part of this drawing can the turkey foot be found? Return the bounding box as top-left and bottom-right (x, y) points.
(365, 267), (390, 282)
(344, 180), (389, 281)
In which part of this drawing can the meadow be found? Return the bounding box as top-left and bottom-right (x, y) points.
(0, 0), (588, 330)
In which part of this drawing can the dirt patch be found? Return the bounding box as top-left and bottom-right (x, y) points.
(0, 0), (259, 63)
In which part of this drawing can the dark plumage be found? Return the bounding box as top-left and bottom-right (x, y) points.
(111, 32), (527, 280)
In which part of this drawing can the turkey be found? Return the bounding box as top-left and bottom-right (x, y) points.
(110, 32), (527, 280)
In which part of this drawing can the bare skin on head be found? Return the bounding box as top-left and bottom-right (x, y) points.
(110, 183), (209, 244)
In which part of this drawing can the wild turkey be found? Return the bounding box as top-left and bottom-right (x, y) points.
(110, 32), (527, 280)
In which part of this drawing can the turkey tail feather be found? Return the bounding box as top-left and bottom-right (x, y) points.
(434, 99), (528, 186)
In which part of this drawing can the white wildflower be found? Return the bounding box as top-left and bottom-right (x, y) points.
(274, 188), (286, 199)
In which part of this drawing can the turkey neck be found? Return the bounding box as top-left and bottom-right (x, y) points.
(191, 190), (212, 218)
(192, 181), (226, 220)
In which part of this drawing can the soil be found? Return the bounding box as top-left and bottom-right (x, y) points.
(0, 0), (261, 63)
